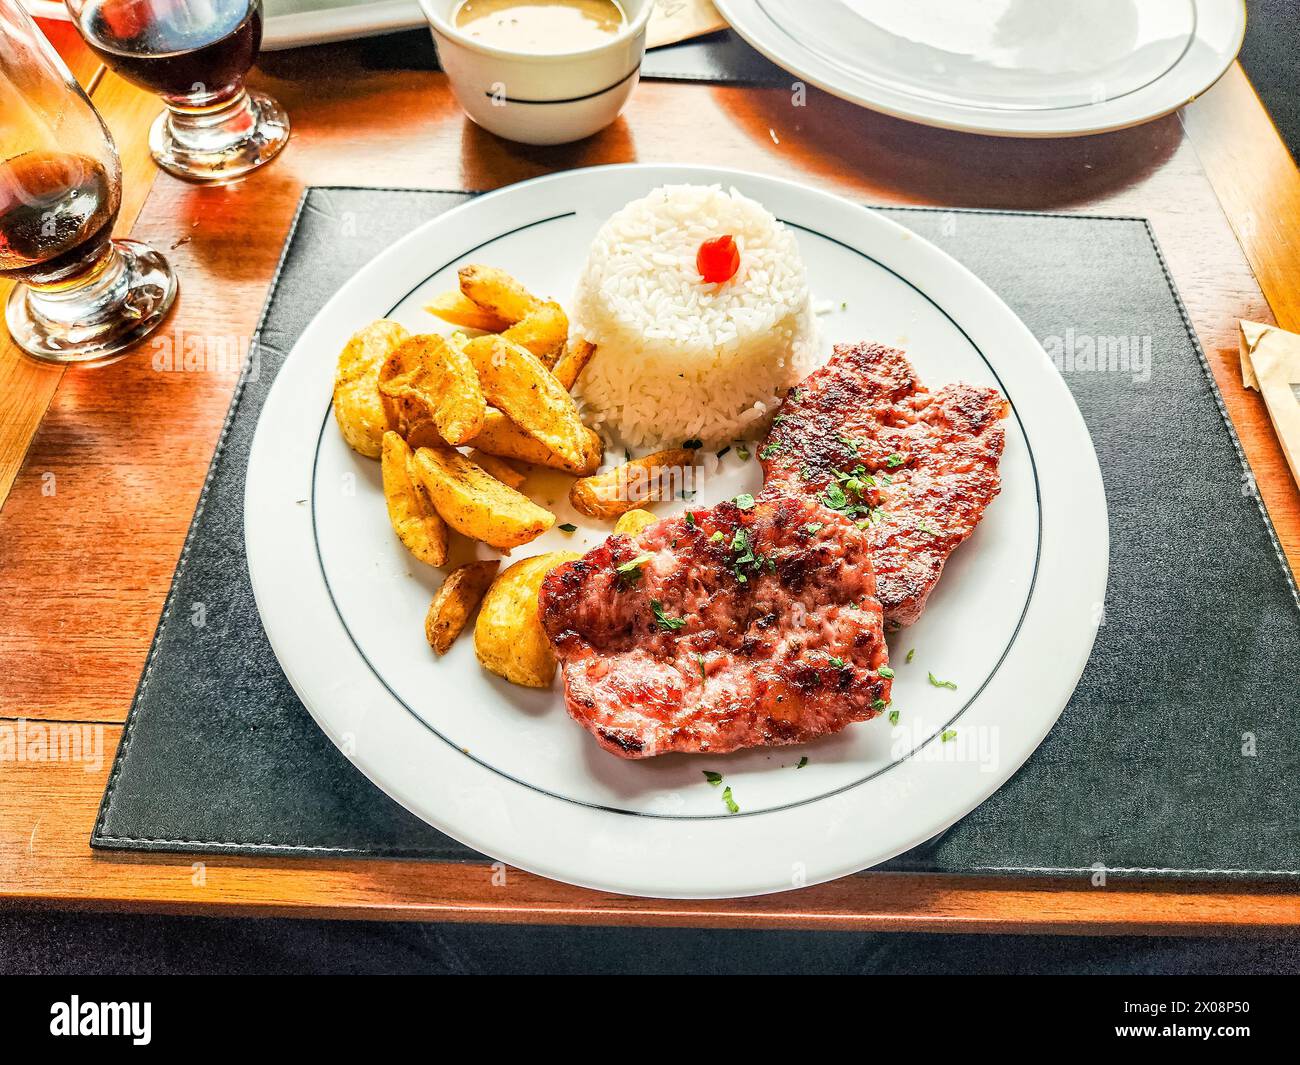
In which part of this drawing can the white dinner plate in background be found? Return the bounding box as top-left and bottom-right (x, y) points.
(714, 0), (1245, 136)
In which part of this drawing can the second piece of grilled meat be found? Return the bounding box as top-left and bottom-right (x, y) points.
(761, 342), (1008, 627)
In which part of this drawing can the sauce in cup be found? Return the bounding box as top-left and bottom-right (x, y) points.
(453, 0), (627, 54)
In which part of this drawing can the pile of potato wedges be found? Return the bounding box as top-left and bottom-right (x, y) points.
(332, 265), (700, 691)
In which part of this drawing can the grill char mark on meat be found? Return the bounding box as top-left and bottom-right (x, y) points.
(761, 342), (1007, 627)
(539, 495), (891, 759)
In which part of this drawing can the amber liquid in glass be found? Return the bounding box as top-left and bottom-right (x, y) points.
(0, 151), (118, 284)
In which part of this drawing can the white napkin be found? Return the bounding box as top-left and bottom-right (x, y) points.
(1239, 319), (1300, 490)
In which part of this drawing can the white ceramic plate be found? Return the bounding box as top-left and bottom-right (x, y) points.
(245, 164), (1108, 898)
(714, 0), (1245, 137)
(257, 0), (422, 50)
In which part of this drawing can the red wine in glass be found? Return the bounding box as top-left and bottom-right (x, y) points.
(64, 0), (290, 182)
(76, 0), (262, 106)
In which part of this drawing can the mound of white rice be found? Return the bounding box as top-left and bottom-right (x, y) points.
(573, 184), (818, 449)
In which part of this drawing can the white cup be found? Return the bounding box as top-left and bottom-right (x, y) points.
(419, 0), (653, 146)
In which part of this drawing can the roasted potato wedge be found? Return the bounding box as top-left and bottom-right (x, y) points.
(475, 551), (579, 687)
(381, 432), (449, 566)
(503, 300), (568, 368)
(570, 448), (700, 521)
(463, 335), (592, 471)
(423, 290), (510, 333)
(458, 264), (539, 324)
(552, 338), (596, 391)
(332, 319), (410, 458)
(613, 509), (658, 537)
(425, 335), (487, 444)
(379, 334), (485, 446)
(412, 446), (554, 550)
(465, 409), (603, 476)
(377, 336), (435, 436)
(467, 449), (527, 490)
(425, 559), (500, 655)
(403, 418), (445, 450)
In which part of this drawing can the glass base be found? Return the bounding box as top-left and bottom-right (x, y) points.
(149, 89), (290, 183)
(5, 239), (178, 366)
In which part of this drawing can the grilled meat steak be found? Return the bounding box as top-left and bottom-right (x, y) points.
(761, 342), (1008, 627)
(539, 495), (892, 759)
(539, 341), (1004, 759)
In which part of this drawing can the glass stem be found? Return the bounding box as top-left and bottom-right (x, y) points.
(163, 87), (258, 153)
(23, 240), (133, 336)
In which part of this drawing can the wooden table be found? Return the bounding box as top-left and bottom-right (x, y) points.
(3, 22), (1299, 933)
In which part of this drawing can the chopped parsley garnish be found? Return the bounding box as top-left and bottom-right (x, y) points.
(733, 493), (756, 510)
(683, 438), (703, 450)
(928, 672), (958, 690)
(906, 648), (916, 664)
(796, 756), (808, 769)
(941, 729), (957, 742)
(721, 786), (740, 814)
(917, 518), (940, 536)
(650, 600), (685, 631)
(615, 552), (654, 587)
(878, 665), (895, 679)
(821, 464), (881, 520)
(888, 710), (900, 726)
(886, 453), (905, 468)
(823, 483), (848, 509)
(839, 469), (876, 494)
(703, 770), (723, 786)
(709, 531), (725, 543)
(838, 433), (864, 452)
(735, 443), (751, 461)
(685, 512), (696, 528)
(804, 522), (824, 535)
(729, 528), (765, 583)
(759, 443), (782, 459)
(872, 698), (888, 710)
(828, 655), (845, 669)
(696, 653), (707, 684)
(558, 523), (577, 533)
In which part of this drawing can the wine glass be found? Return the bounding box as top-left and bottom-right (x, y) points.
(0, 0), (176, 363)
(63, 0), (289, 182)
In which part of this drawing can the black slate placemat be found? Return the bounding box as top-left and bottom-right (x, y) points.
(94, 187), (1300, 880)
